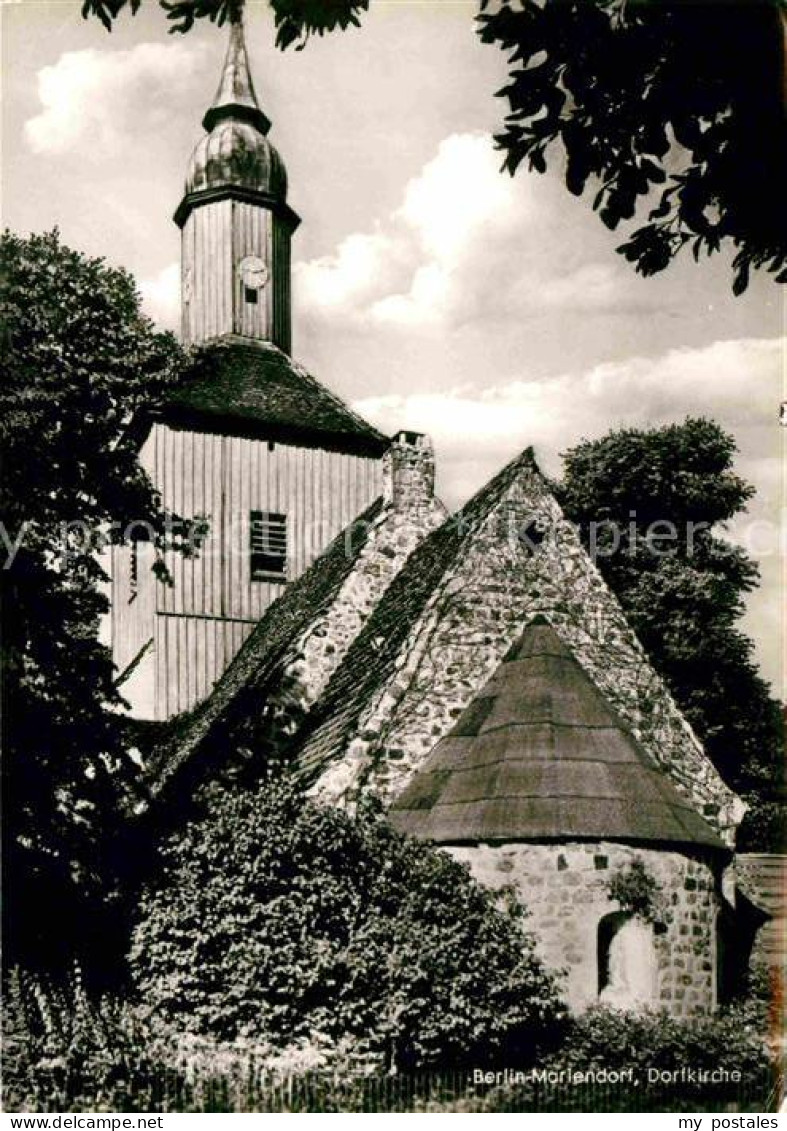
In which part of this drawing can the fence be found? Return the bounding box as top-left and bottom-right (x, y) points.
(9, 1065), (782, 1114)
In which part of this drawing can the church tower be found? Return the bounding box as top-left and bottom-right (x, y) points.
(174, 19), (299, 352)
(111, 20), (388, 721)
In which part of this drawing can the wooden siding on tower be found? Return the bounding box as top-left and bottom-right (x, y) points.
(155, 613), (255, 723)
(182, 198), (291, 350)
(110, 542), (156, 678)
(232, 201), (272, 341)
(109, 434), (158, 710)
(127, 422), (384, 718)
(272, 214), (291, 354)
(182, 199), (235, 344)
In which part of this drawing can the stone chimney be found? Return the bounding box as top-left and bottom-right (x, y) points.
(383, 431), (436, 513)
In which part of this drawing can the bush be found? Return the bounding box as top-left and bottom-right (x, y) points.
(1, 967), (187, 1112)
(737, 796), (787, 854)
(130, 778), (565, 1070)
(2, 969), (370, 1113)
(4, 973), (777, 1113)
(606, 859), (665, 923)
(552, 1002), (773, 1083)
(437, 1002), (778, 1113)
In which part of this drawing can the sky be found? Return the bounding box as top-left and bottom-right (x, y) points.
(2, 0), (784, 695)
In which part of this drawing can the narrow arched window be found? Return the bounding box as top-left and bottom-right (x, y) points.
(598, 911), (657, 1008)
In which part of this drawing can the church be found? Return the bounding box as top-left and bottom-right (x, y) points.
(112, 20), (774, 1020)
(110, 19), (389, 721)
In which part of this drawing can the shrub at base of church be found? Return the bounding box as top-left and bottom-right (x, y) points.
(129, 779), (565, 1071)
(542, 1002), (775, 1100)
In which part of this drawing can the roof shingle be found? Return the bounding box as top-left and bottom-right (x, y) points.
(148, 498), (384, 796)
(152, 337), (388, 457)
(389, 618), (726, 854)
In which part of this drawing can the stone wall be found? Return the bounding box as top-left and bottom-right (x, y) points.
(382, 431), (437, 518)
(448, 841), (721, 1018)
(315, 456), (741, 843)
(286, 461), (446, 711)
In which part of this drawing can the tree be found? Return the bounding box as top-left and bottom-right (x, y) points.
(131, 777), (565, 1070)
(478, 0), (787, 294)
(0, 230), (188, 973)
(556, 418), (784, 851)
(81, 0), (787, 293)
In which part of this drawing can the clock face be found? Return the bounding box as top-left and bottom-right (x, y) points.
(239, 255), (269, 290)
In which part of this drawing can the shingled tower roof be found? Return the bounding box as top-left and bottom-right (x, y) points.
(389, 617), (726, 853)
(151, 338), (388, 457)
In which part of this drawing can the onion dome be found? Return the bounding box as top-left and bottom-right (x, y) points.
(183, 18), (288, 202)
(185, 120), (288, 199)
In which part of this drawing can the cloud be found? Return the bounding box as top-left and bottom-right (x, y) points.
(297, 231), (400, 312)
(354, 337), (781, 497)
(396, 133), (517, 264)
(139, 262), (180, 331)
(25, 42), (207, 156)
(354, 335), (783, 691)
(294, 132), (642, 329)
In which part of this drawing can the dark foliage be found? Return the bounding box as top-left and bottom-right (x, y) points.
(557, 418), (785, 851)
(1, 967), (180, 1113)
(81, 0), (368, 48)
(4, 969), (777, 1112)
(81, 0), (786, 293)
(0, 230), (188, 973)
(130, 777), (565, 1070)
(477, 0), (787, 293)
(549, 1001), (774, 1087)
(606, 860), (663, 923)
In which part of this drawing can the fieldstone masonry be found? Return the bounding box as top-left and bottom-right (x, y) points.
(283, 435), (445, 711)
(449, 842), (720, 1017)
(314, 454), (741, 846)
(306, 449), (740, 1019)
(156, 433), (446, 791)
(165, 440), (745, 1021)
(383, 430), (437, 517)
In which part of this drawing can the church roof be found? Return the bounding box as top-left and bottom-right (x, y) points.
(292, 448), (540, 785)
(388, 618), (726, 853)
(149, 497), (385, 796)
(183, 119), (288, 202)
(143, 440), (738, 840)
(151, 337), (388, 457)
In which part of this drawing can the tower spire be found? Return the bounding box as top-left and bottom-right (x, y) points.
(177, 14), (299, 352)
(202, 16), (271, 136)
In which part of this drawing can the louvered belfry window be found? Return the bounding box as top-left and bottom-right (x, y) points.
(250, 511), (287, 580)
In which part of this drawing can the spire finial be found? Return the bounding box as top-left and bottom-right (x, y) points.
(202, 15), (271, 136)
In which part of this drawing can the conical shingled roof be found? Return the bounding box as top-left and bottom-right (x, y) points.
(389, 618), (725, 853)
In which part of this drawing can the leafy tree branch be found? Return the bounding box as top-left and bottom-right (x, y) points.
(80, 0), (787, 292)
